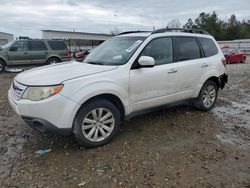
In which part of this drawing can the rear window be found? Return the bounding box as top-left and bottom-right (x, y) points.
(198, 37), (218, 57)
(176, 37), (201, 61)
(48, 41), (67, 50)
(29, 41), (47, 51)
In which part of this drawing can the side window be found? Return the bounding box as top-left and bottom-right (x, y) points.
(48, 41), (68, 50)
(10, 41), (28, 51)
(176, 37), (201, 61)
(198, 37), (218, 57)
(140, 37), (173, 65)
(29, 41), (47, 51)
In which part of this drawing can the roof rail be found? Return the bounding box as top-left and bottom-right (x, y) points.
(118, 31), (151, 35)
(151, 28), (210, 35)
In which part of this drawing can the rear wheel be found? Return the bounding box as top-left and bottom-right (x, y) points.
(193, 80), (219, 111)
(0, 60), (5, 73)
(241, 57), (246, 63)
(226, 57), (231, 64)
(73, 99), (121, 148)
(46, 57), (61, 65)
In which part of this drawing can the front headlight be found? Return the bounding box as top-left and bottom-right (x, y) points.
(22, 84), (63, 101)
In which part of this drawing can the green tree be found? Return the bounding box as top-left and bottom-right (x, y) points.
(183, 11), (250, 40)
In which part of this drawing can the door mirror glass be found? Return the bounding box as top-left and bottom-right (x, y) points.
(138, 56), (155, 67)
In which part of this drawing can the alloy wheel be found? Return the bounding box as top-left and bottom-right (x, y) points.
(81, 108), (115, 142)
(202, 85), (216, 108)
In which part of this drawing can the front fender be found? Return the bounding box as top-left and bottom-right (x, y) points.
(61, 80), (130, 115)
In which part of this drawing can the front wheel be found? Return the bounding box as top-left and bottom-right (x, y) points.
(193, 80), (219, 111)
(73, 99), (121, 148)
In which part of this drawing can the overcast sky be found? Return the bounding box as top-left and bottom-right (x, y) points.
(0, 0), (250, 38)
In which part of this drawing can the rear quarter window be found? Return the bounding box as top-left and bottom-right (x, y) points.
(198, 37), (218, 57)
(48, 41), (68, 50)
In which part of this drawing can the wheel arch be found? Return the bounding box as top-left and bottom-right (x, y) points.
(0, 57), (6, 65)
(194, 74), (222, 98)
(206, 76), (220, 88)
(76, 93), (126, 121)
(46, 55), (62, 63)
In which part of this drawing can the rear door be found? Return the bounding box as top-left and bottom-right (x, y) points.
(28, 41), (48, 64)
(174, 36), (204, 100)
(7, 41), (30, 65)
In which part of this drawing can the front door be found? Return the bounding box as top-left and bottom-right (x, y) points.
(130, 37), (178, 112)
(7, 41), (30, 65)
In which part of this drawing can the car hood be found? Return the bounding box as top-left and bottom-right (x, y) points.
(15, 61), (118, 86)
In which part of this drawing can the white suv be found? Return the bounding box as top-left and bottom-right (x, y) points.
(8, 28), (228, 148)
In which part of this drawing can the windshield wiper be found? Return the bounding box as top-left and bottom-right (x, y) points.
(85, 61), (103, 65)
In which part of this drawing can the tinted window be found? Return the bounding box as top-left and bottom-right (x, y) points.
(48, 41), (67, 50)
(176, 37), (201, 61)
(29, 41), (47, 51)
(10, 41), (28, 51)
(141, 37), (173, 65)
(198, 37), (218, 57)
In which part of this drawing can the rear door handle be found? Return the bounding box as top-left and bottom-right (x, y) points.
(201, 63), (208, 68)
(168, 69), (178, 74)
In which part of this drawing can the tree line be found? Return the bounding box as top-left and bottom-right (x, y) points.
(183, 11), (250, 41)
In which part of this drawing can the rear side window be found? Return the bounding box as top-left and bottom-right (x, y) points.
(176, 37), (201, 61)
(29, 41), (47, 51)
(48, 41), (67, 50)
(198, 37), (218, 57)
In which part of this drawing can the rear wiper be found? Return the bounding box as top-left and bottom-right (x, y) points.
(85, 61), (103, 65)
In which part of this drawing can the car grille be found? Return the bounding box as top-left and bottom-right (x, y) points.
(10, 80), (27, 101)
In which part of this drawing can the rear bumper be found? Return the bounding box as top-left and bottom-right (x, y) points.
(22, 116), (71, 135)
(220, 73), (228, 89)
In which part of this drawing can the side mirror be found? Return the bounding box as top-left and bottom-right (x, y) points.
(138, 56), (155, 67)
(9, 46), (17, 51)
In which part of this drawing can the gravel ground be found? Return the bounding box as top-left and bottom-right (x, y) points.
(0, 59), (250, 188)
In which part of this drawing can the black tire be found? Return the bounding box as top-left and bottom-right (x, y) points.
(226, 57), (231, 64)
(193, 80), (219, 111)
(46, 57), (61, 65)
(241, 57), (246, 63)
(73, 99), (121, 148)
(0, 60), (5, 73)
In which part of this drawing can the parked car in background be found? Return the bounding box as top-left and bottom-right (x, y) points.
(74, 49), (90, 62)
(222, 48), (246, 64)
(0, 39), (71, 72)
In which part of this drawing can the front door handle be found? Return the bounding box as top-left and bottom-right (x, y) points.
(24, 52), (28, 55)
(168, 69), (178, 74)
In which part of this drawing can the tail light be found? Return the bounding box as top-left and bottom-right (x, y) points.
(221, 57), (227, 67)
(65, 50), (71, 57)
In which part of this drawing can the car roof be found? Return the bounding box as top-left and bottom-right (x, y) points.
(117, 31), (213, 39)
(16, 39), (65, 42)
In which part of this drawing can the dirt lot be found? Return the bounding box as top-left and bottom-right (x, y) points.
(0, 59), (250, 188)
